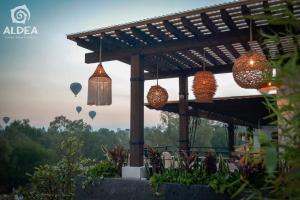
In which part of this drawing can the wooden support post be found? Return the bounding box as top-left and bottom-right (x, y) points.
(227, 123), (235, 153)
(130, 54), (144, 166)
(179, 76), (189, 154)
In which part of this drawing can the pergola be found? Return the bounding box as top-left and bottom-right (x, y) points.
(146, 94), (275, 152)
(67, 0), (298, 167)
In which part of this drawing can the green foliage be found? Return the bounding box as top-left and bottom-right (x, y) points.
(0, 116), (130, 193)
(179, 150), (197, 172)
(85, 160), (118, 178)
(150, 156), (241, 198)
(101, 145), (126, 176)
(237, 1), (300, 199)
(22, 136), (85, 200)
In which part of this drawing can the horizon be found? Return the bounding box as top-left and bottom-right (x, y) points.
(0, 0), (260, 130)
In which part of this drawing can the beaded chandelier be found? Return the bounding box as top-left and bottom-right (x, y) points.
(87, 38), (112, 105)
(147, 65), (168, 108)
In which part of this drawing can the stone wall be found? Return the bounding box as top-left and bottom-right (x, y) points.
(76, 177), (228, 200)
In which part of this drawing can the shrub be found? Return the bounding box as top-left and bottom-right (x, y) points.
(85, 160), (118, 178)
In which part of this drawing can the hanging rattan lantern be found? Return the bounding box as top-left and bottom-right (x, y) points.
(147, 85), (169, 108)
(232, 20), (272, 89)
(233, 51), (272, 89)
(147, 65), (169, 108)
(193, 71), (217, 103)
(87, 38), (112, 106)
(87, 64), (112, 105)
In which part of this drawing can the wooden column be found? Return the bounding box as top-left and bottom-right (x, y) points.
(227, 123), (235, 153)
(130, 54), (144, 166)
(179, 76), (189, 154)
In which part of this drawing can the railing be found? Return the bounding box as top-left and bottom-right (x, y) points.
(149, 145), (230, 157)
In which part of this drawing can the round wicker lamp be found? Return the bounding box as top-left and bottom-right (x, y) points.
(233, 51), (272, 89)
(193, 71), (217, 103)
(147, 85), (169, 109)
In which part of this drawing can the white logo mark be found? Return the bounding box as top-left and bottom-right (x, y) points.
(10, 5), (31, 24)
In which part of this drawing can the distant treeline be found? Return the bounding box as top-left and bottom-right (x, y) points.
(0, 112), (230, 193)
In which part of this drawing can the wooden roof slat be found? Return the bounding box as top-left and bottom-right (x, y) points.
(101, 33), (129, 49)
(85, 29), (253, 63)
(115, 30), (144, 46)
(182, 50), (205, 67)
(163, 20), (186, 39)
(181, 17), (203, 37)
(130, 27), (156, 45)
(173, 52), (201, 68)
(87, 35), (100, 47)
(144, 63), (233, 80)
(224, 44), (240, 58)
(145, 55), (181, 71)
(67, 0), (270, 40)
(210, 46), (233, 64)
(147, 23), (172, 41)
(193, 48), (222, 66)
(200, 12), (220, 34)
(220, 9), (239, 31)
(241, 4), (251, 26)
(76, 38), (98, 52)
(161, 54), (187, 70)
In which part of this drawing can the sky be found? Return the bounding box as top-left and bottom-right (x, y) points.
(0, 0), (260, 130)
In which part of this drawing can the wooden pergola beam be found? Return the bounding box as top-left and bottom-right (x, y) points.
(67, 0), (267, 40)
(130, 55), (144, 167)
(163, 20), (186, 39)
(179, 76), (189, 154)
(201, 13), (220, 34)
(85, 29), (253, 63)
(131, 27), (155, 45)
(181, 17), (203, 37)
(144, 64), (233, 80)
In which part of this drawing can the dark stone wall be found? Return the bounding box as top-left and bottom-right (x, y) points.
(76, 177), (228, 200)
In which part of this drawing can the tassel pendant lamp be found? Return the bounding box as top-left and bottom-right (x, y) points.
(147, 65), (169, 109)
(87, 38), (112, 105)
(233, 20), (271, 89)
(193, 50), (217, 103)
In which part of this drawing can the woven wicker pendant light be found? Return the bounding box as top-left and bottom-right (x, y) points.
(233, 20), (271, 89)
(147, 65), (168, 108)
(87, 38), (112, 105)
(192, 50), (217, 103)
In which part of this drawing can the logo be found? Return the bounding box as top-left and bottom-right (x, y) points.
(10, 5), (31, 24)
(3, 4), (38, 39)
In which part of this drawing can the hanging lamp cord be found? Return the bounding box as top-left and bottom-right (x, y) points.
(250, 19), (253, 42)
(99, 37), (102, 64)
(156, 64), (159, 86)
(203, 49), (206, 71)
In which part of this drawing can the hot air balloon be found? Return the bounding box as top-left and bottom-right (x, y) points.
(76, 106), (82, 114)
(89, 111), (96, 120)
(3, 117), (10, 124)
(70, 82), (82, 97)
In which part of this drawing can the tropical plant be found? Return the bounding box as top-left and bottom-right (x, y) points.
(102, 145), (126, 176)
(231, 2), (300, 199)
(147, 146), (164, 174)
(85, 160), (118, 178)
(149, 155), (242, 198)
(179, 150), (197, 172)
